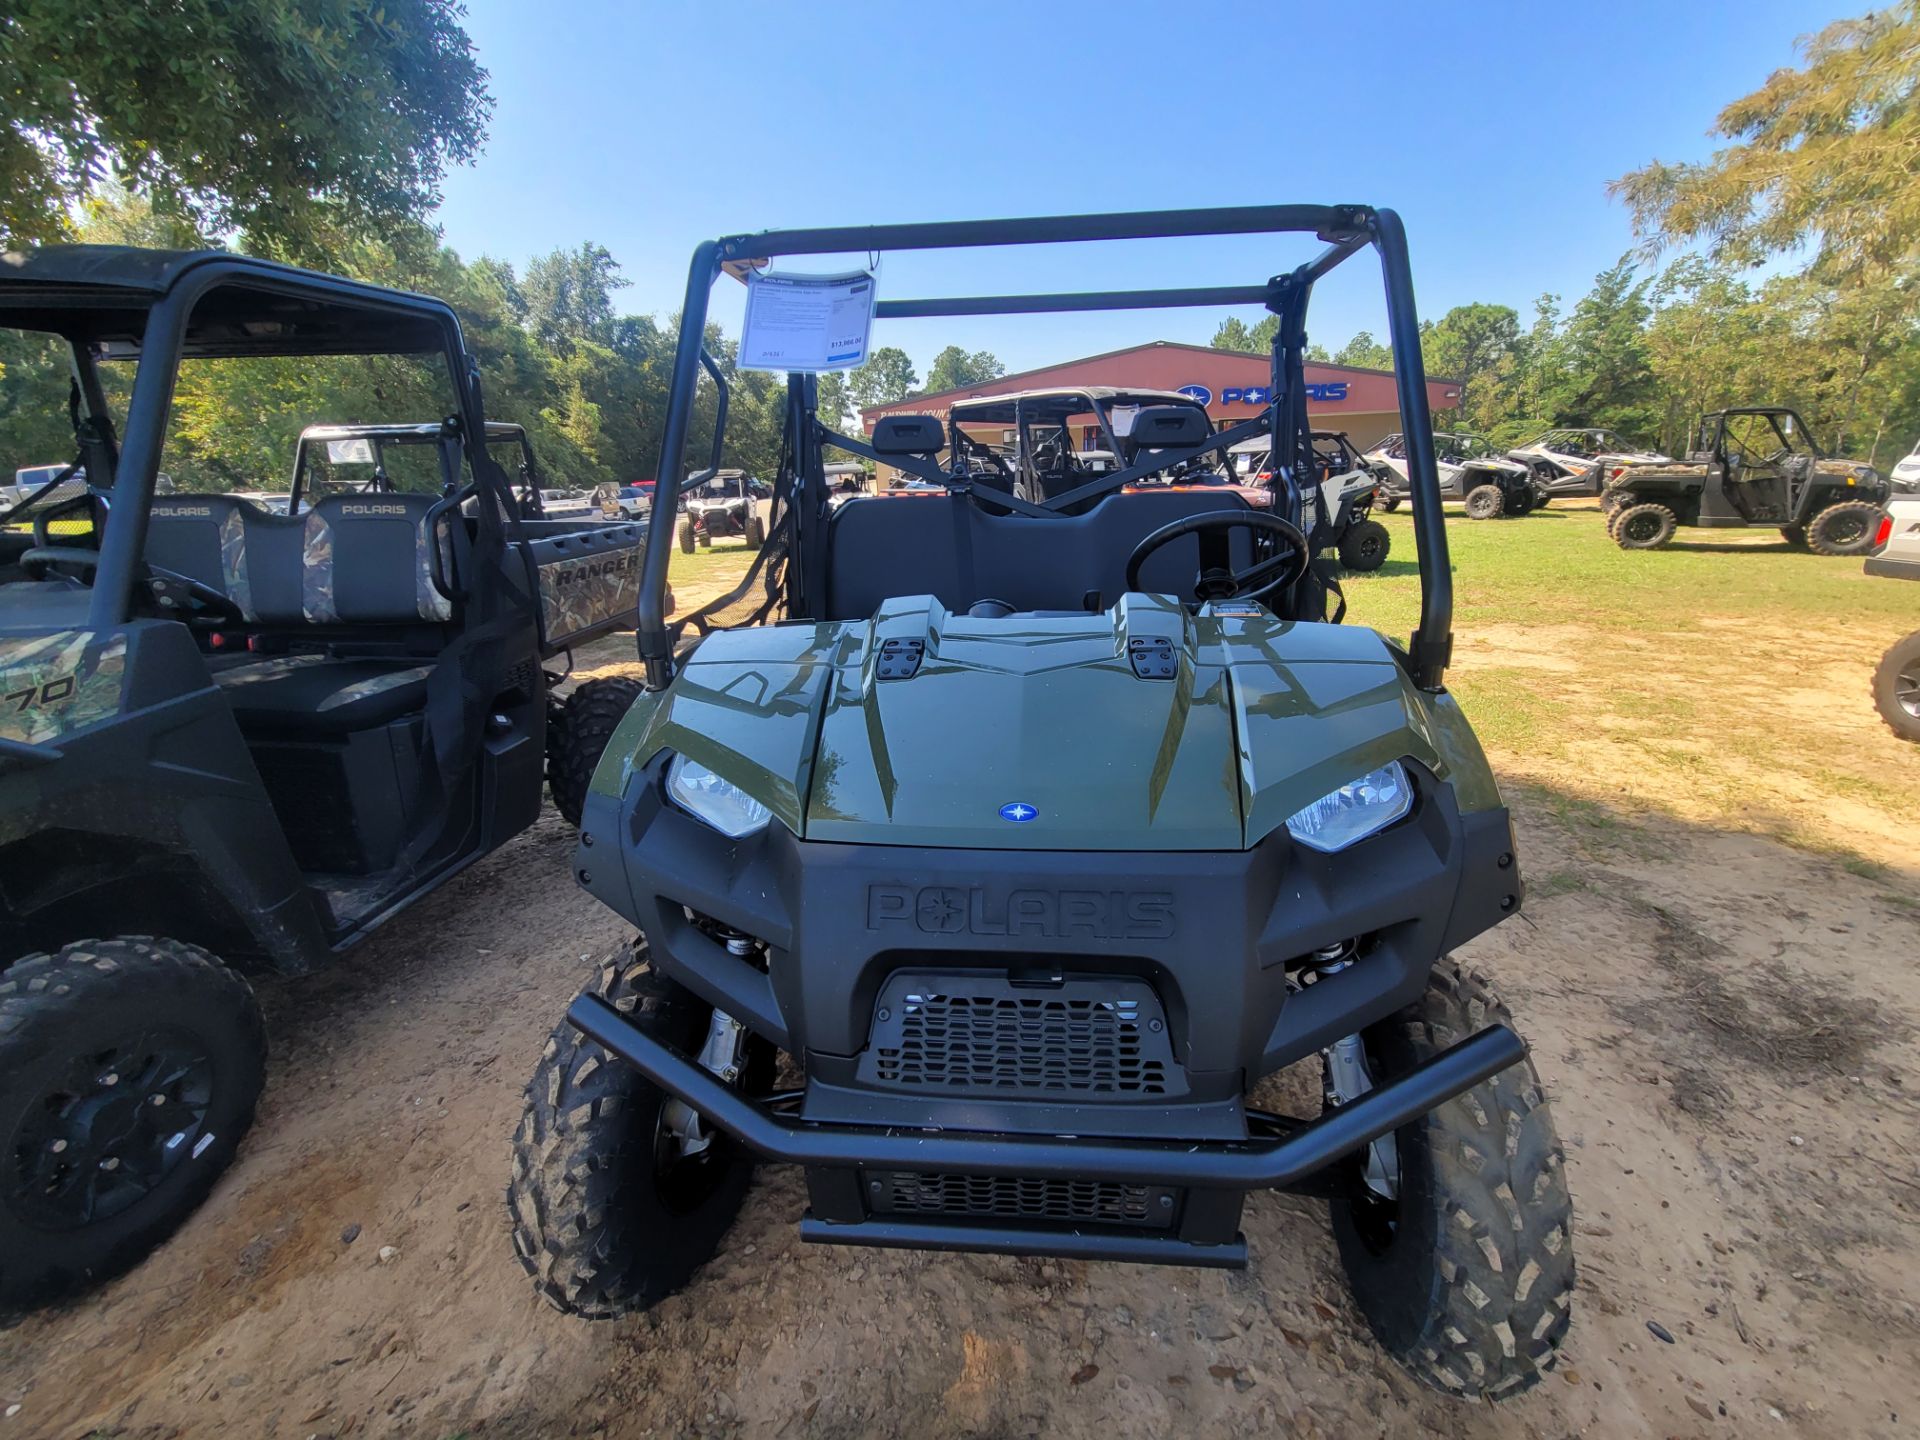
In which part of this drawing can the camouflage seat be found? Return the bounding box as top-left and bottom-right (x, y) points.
(144, 493), (457, 626)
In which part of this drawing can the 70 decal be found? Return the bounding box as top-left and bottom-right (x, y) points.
(4, 675), (77, 713)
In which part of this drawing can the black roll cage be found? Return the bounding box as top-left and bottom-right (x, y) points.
(0, 252), (510, 631)
(287, 420), (542, 511)
(1700, 407), (1820, 462)
(635, 205), (1454, 692)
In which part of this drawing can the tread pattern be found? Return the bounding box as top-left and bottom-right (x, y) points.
(1463, 485), (1505, 520)
(1338, 519), (1390, 573)
(507, 943), (763, 1318)
(1332, 962), (1575, 1399)
(1612, 502), (1675, 550)
(0, 937), (264, 1312)
(546, 677), (643, 828)
(1806, 499), (1883, 557)
(1872, 631), (1920, 742)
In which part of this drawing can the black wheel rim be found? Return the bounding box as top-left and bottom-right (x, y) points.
(1898, 663), (1920, 720)
(1824, 514), (1868, 546)
(1347, 1176), (1400, 1256)
(7, 1029), (216, 1230)
(1340, 1032), (1402, 1257)
(650, 1110), (734, 1214)
(1355, 534), (1381, 561)
(1624, 513), (1661, 542)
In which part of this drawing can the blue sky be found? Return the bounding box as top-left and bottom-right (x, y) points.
(434, 0), (1852, 379)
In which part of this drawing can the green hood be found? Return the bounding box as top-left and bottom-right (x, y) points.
(594, 594), (1501, 851)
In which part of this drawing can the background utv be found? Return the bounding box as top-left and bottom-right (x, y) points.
(509, 205), (1576, 1400)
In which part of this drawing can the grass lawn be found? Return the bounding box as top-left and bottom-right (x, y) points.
(663, 534), (769, 615)
(631, 500), (1920, 874)
(1346, 502), (1919, 872)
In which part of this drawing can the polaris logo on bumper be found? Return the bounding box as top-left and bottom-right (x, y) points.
(866, 885), (1175, 939)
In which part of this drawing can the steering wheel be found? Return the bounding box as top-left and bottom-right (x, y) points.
(141, 562), (246, 623)
(1125, 510), (1309, 605)
(19, 546), (101, 582)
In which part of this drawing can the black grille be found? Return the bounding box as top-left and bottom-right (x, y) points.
(860, 975), (1184, 1097)
(873, 1171), (1173, 1228)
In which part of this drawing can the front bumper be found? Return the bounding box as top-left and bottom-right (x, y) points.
(569, 988), (1526, 1265)
(571, 751), (1524, 1263)
(1865, 554), (1920, 582)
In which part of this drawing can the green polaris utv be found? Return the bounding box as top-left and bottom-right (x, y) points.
(510, 206), (1575, 1397)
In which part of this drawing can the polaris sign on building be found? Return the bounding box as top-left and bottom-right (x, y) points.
(1179, 382), (1353, 407)
(866, 340), (1459, 454)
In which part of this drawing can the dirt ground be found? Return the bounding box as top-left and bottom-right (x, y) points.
(4, 535), (1919, 1438)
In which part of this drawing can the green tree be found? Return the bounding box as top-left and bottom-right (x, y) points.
(540, 354), (607, 473)
(1210, 317), (1256, 352)
(519, 244), (629, 354)
(1211, 315), (1281, 354)
(848, 347), (918, 412)
(815, 370), (853, 434)
(1612, 3), (1920, 281)
(0, 0), (491, 254)
(1536, 262), (1656, 434)
(1332, 332), (1393, 370)
(922, 346), (1005, 395)
(1423, 303), (1520, 426)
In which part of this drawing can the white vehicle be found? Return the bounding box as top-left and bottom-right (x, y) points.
(679, 468), (774, 551)
(1866, 497), (1920, 741)
(1506, 428), (1671, 500)
(4, 462), (88, 511)
(1365, 431), (1537, 519)
(540, 488), (595, 519)
(1229, 431), (1390, 571)
(1890, 439), (1920, 495)
(825, 461), (870, 509)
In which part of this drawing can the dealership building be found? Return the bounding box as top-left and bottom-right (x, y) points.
(861, 340), (1460, 460)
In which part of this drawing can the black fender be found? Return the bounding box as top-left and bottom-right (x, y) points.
(0, 620), (331, 973)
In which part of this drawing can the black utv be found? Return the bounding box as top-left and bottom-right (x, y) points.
(0, 248), (652, 1311)
(1605, 407), (1888, 554)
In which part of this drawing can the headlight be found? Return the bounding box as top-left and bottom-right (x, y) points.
(666, 754), (771, 838)
(1285, 760), (1412, 853)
